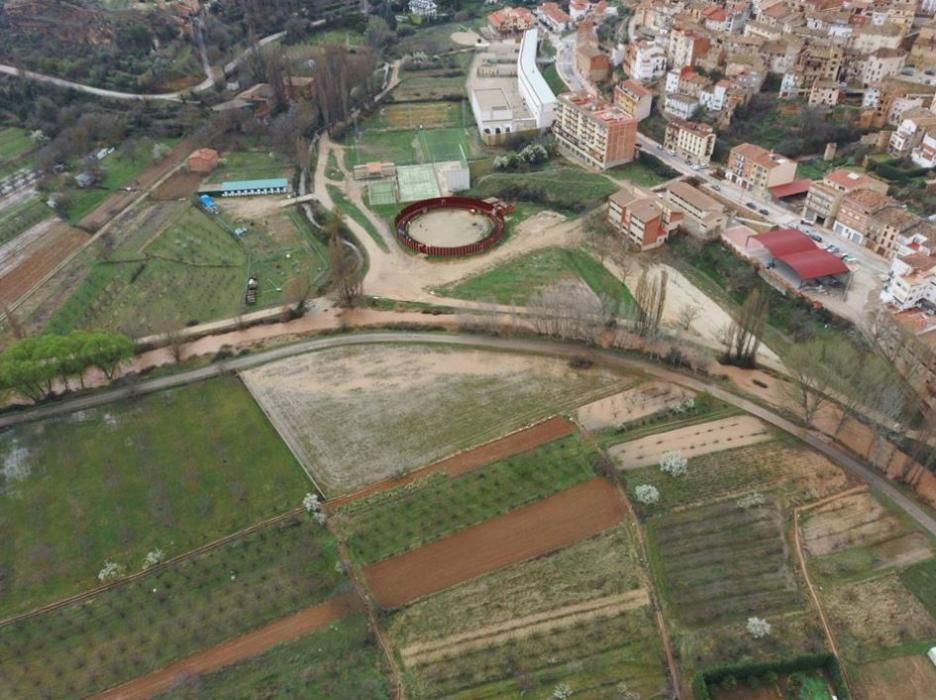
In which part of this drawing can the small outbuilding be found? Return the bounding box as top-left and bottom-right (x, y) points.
(187, 148), (220, 174)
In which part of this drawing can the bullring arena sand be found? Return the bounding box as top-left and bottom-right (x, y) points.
(240, 345), (633, 496)
(406, 209), (494, 247)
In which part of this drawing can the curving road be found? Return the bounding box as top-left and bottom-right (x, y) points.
(2, 330), (935, 536)
(0, 31), (286, 102)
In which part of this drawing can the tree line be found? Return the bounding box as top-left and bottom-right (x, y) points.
(0, 331), (134, 402)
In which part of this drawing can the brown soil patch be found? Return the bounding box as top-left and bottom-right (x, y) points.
(91, 594), (358, 700)
(0, 223), (88, 305)
(574, 381), (693, 431)
(610, 415), (773, 469)
(852, 655), (936, 700)
(328, 416), (576, 510)
(802, 492), (905, 556)
(401, 589), (649, 667)
(363, 478), (626, 609)
(382, 102), (462, 129)
(150, 171), (204, 200)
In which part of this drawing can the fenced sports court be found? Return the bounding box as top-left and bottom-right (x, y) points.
(396, 165), (441, 202)
(367, 180), (398, 206)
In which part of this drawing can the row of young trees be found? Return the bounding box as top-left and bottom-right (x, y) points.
(0, 331), (134, 402)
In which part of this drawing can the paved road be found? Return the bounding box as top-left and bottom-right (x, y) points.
(552, 33), (587, 93)
(3, 330), (935, 536)
(0, 31), (285, 101)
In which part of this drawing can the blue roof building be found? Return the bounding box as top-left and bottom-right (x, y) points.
(198, 178), (290, 198)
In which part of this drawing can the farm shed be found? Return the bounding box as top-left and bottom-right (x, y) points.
(198, 178), (290, 198)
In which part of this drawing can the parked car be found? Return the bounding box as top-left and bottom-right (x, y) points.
(759, 208), (769, 215)
(711, 184), (721, 191)
(746, 202), (757, 209)
(808, 233), (823, 242)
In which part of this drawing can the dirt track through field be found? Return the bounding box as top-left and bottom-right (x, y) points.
(610, 415), (773, 469)
(363, 478), (626, 608)
(327, 416), (577, 510)
(91, 593), (358, 700)
(401, 589), (649, 666)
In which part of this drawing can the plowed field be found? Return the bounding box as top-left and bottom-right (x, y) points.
(364, 478), (625, 608)
(0, 223), (87, 305)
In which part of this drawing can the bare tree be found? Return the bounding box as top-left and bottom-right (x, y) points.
(632, 268), (667, 339)
(784, 340), (836, 425)
(721, 288), (769, 368)
(676, 303), (701, 332)
(327, 215), (361, 307)
(285, 273), (312, 317)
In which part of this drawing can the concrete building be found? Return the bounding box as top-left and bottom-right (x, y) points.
(575, 21), (611, 82)
(909, 20), (936, 70)
(866, 204), (921, 258)
(881, 253), (936, 310)
(488, 6), (536, 35)
(613, 79), (653, 120)
(851, 23), (904, 54)
(553, 92), (638, 170)
(808, 80), (841, 107)
(624, 39), (667, 82)
(538, 2), (571, 32)
(890, 108), (936, 157)
(831, 188), (892, 245)
(664, 118), (716, 166)
(725, 142), (797, 193)
(912, 129), (936, 169)
(408, 0), (437, 18)
(666, 24), (712, 69)
(518, 28), (557, 129)
(666, 180), (727, 238)
(607, 183), (679, 250)
(664, 92), (700, 119)
(199, 178), (290, 198)
(802, 168), (889, 226)
(861, 48), (908, 85)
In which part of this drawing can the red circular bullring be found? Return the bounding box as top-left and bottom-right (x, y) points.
(394, 196), (513, 257)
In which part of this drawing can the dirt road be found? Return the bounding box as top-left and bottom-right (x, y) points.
(91, 593), (358, 700)
(363, 477), (626, 608)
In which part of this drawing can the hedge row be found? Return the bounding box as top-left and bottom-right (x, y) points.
(691, 653), (849, 700)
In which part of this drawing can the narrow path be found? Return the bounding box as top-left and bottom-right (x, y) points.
(3, 331), (936, 538)
(91, 593), (358, 700)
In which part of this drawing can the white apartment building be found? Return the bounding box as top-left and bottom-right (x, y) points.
(861, 48), (907, 85)
(890, 108), (936, 157)
(664, 92), (699, 119)
(517, 28), (557, 129)
(409, 0), (438, 18)
(912, 130), (936, 168)
(625, 40), (667, 83)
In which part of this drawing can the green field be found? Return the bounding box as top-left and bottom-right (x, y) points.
(388, 525), (666, 699)
(902, 558), (936, 618)
(0, 515), (341, 700)
(46, 205), (326, 335)
(344, 126), (479, 169)
(67, 138), (178, 224)
(0, 196), (52, 247)
(435, 246), (632, 307)
(608, 160), (672, 187)
(334, 434), (598, 564)
(327, 183), (390, 252)
(0, 376), (310, 616)
(0, 127), (33, 160)
(204, 150), (293, 184)
(326, 150), (344, 180)
(471, 166), (618, 212)
(157, 614), (389, 700)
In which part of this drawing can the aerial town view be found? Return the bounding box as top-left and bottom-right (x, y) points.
(2, 0), (936, 698)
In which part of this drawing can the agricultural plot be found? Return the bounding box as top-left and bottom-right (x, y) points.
(851, 655), (936, 700)
(376, 101), (472, 131)
(0, 515), (342, 700)
(240, 344), (634, 496)
(621, 441), (848, 511)
(0, 196), (51, 248)
(435, 246), (632, 306)
(0, 222), (87, 307)
(387, 525), (668, 699)
(574, 381), (695, 432)
(156, 613), (389, 700)
(611, 416), (774, 469)
(802, 492), (932, 584)
(334, 433), (599, 564)
(0, 127), (33, 160)
(203, 150), (292, 184)
(0, 376), (309, 617)
(648, 497), (805, 628)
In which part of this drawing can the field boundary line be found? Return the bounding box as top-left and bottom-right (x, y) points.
(792, 487), (866, 696)
(0, 506), (304, 630)
(326, 415), (576, 510)
(401, 589), (649, 666)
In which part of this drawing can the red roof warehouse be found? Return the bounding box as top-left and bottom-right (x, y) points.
(747, 228), (849, 281)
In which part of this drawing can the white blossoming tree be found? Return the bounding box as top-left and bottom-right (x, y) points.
(98, 560), (125, 583)
(660, 450), (688, 477)
(302, 492), (320, 513)
(747, 616), (772, 638)
(142, 548), (164, 570)
(634, 484), (660, 505)
(552, 683), (574, 699)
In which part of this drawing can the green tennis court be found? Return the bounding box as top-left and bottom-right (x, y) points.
(368, 180), (398, 206)
(397, 165), (440, 202)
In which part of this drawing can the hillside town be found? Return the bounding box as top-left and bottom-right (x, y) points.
(1, 0), (936, 698)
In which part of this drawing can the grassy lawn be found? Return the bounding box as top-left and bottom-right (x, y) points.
(304, 28), (365, 47)
(0, 376), (310, 617)
(901, 558), (936, 619)
(204, 150), (293, 184)
(471, 166), (618, 212)
(157, 614), (389, 699)
(344, 126), (481, 169)
(0, 515), (342, 700)
(334, 434), (598, 564)
(542, 62), (567, 95)
(608, 159), (672, 187)
(326, 150), (344, 180)
(387, 525), (665, 699)
(327, 183), (389, 252)
(435, 246), (632, 306)
(373, 100), (473, 131)
(0, 127), (33, 160)
(67, 138), (178, 224)
(0, 196), (52, 247)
